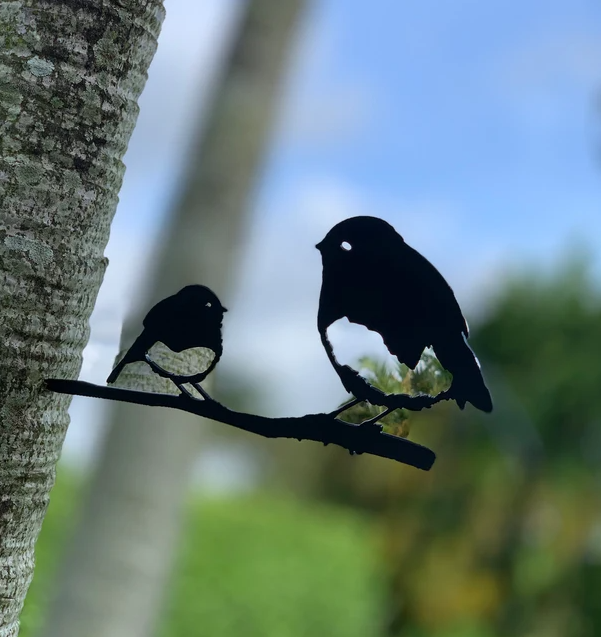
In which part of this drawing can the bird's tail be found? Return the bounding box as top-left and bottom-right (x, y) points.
(106, 335), (147, 384)
(435, 335), (493, 413)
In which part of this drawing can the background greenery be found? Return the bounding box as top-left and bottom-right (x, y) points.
(20, 475), (384, 637)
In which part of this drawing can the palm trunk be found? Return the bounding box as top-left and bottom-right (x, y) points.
(0, 1), (165, 635)
(40, 2), (308, 637)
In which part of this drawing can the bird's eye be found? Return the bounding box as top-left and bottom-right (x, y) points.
(340, 241), (352, 251)
(205, 302), (212, 308)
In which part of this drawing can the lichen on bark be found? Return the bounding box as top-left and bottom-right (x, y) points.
(0, 1), (165, 634)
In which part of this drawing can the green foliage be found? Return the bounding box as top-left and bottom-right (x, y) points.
(340, 350), (451, 438)
(21, 472), (385, 637)
(473, 257), (601, 449)
(161, 496), (384, 637)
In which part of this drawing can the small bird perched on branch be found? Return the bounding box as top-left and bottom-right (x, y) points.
(107, 285), (227, 398)
(316, 216), (492, 420)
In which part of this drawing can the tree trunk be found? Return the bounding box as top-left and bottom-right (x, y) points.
(39, 2), (308, 637)
(0, 1), (165, 635)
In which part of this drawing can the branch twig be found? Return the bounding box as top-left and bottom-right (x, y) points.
(45, 379), (436, 471)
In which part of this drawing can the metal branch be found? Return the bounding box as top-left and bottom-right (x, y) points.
(45, 379), (436, 471)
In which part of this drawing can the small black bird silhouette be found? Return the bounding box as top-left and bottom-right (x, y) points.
(316, 216), (492, 417)
(107, 285), (227, 398)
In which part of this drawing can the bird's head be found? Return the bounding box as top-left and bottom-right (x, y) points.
(178, 285), (228, 314)
(315, 216), (404, 259)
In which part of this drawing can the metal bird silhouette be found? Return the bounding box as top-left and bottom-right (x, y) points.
(107, 285), (227, 398)
(316, 216), (492, 420)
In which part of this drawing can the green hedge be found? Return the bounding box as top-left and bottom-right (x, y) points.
(21, 471), (385, 637)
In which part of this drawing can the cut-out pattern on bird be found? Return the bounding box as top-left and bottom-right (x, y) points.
(47, 217), (493, 471)
(106, 285), (226, 400)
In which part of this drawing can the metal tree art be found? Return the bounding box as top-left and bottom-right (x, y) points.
(47, 216), (493, 471)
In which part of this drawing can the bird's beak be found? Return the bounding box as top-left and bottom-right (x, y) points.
(315, 240), (324, 251)
(222, 307), (228, 313)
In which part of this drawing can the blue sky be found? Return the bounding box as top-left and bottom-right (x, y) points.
(269, 0), (601, 258)
(64, 0), (601, 463)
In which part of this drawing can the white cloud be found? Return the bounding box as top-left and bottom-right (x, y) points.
(326, 319), (395, 372)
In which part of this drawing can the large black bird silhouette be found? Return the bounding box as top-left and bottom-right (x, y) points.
(107, 284), (227, 398)
(316, 216), (492, 421)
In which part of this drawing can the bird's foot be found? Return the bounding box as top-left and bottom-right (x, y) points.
(175, 382), (214, 402)
(191, 382), (214, 401)
(358, 422), (383, 433)
(177, 384), (197, 400)
(357, 422), (384, 435)
(435, 388), (455, 404)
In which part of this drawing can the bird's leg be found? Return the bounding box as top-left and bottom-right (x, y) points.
(329, 397), (361, 418)
(359, 407), (395, 429)
(176, 384), (197, 400)
(191, 382), (213, 401)
(144, 354), (174, 380)
(143, 355), (200, 399)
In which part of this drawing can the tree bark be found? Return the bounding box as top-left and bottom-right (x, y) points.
(39, 2), (308, 637)
(0, 1), (165, 635)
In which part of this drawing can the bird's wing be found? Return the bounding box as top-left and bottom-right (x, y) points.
(401, 244), (469, 338)
(338, 242), (469, 369)
(399, 247), (492, 411)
